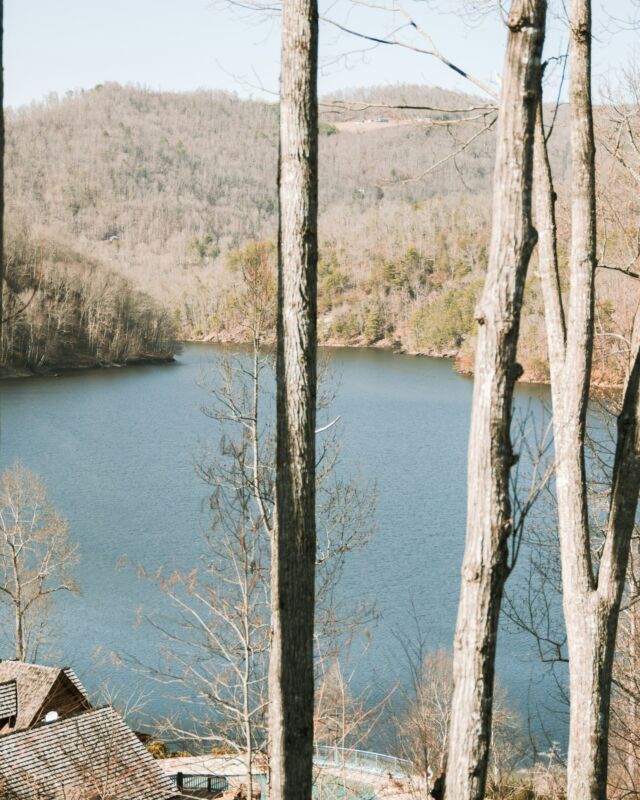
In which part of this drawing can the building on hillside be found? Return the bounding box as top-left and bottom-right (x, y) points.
(0, 660), (91, 735)
(0, 706), (177, 800)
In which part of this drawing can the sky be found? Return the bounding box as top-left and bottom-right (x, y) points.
(4, 0), (639, 108)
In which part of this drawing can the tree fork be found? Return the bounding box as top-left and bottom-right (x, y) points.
(533, 1), (640, 793)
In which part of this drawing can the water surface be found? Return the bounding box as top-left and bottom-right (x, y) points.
(0, 344), (563, 745)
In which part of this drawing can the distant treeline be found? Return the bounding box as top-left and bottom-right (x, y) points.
(2, 228), (177, 372)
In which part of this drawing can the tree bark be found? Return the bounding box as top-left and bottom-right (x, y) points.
(0, 0), (4, 364)
(15, 606), (25, 662)
(10, 546), (26, 662)
(532, 1), (640, 793)
(445, 4), (546, 799)
(269, 0), (318, 797)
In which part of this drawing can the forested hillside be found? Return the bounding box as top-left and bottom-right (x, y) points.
(2, 227), (176, 373)
(5, 82), (637, 381)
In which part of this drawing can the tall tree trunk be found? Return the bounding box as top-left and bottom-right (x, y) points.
(0, 0), (4, 364)
(542, 344), (640, 798)
(533, 1), (640, 793)
(625, 591), (640, 791)
(563, 345), (640, 798)
(445, 3), (546, 798)
(269, 0), (318, 797)
(11, 549), (26, 661)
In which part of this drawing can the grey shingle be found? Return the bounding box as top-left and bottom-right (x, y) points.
(0, 706), (176, 800)
(62, 668), (89, 699)
(0, 680), (17, 720)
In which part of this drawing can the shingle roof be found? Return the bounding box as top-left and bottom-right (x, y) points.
(0, 680), (17, 720)
(0, 707), (176, 800)
(62, 667), (89, 698)
(0, 661), (89, 731)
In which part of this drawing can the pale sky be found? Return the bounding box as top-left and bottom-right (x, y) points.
(4, 0), (639, 108)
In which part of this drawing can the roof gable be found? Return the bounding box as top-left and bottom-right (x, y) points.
(62, 667), (89, 698)
(0, 661), (90, 732)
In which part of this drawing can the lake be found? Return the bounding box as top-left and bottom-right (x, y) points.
(0, 343), (565, 748)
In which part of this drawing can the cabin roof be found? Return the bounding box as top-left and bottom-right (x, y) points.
(0, 661), (89, 731)
(0, 706), (176, 800)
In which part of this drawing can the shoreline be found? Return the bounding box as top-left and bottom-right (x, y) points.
(0, 353), (176, 380)
(0, 338), (622, 391)
(183, 333), (561, 388)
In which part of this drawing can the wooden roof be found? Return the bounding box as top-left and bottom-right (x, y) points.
(0, 706), (177, 800)
(0, 661), (90, 732)
(62, 666), (89, 698)
(0, 680), (17, 720)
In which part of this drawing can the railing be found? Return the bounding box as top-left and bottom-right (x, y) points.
(313, 745), (413, 778)
(167, 748), (412, 796)
(170, 773), (230, 794)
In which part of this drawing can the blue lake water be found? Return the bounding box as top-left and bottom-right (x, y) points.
(0, 343), (565, 747)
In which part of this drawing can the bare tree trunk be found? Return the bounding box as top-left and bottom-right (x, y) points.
(532, 1), (640, 793)
(625, 591), (640, 791)
(562, 344), (640, 799)
(245, 712), (254, 800)
(10, 547), (26, 661)
(269, 0), (318, 797)
(15, 605), (25, 662)
(0, 0), (4, 364)
(445, 4), (546, 798)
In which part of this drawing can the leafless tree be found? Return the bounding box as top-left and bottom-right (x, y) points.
(0, 464), (79, 662)
(531, 1), (640, 794)
(445, 3), (547, 798)
(133, 244), (372, 795)
(136, 251), (273, 795)
(270, 0), (319, 796)
(504, 403), (640, 798)
(395, 647), (454, 790)
(313, 655), (391, 800)
(391, 610), (533, 799)
(140, 500), (270, 800)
